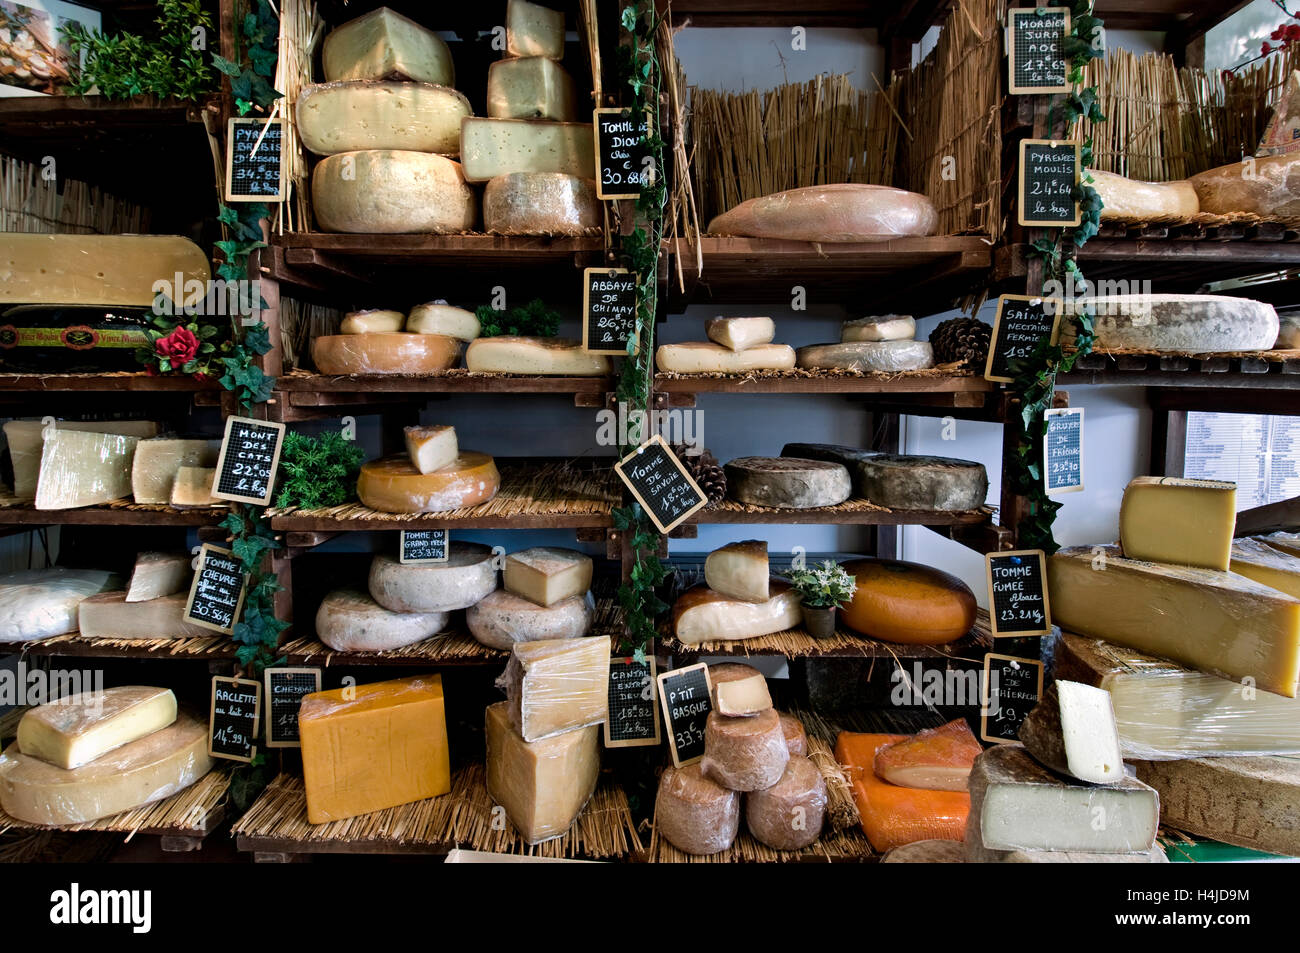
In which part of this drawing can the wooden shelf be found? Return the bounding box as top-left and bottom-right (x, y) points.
(277, 631), (506, 667)
(655, 370), (996, 415)
(18, 633), (236, 661)
(688, 501), (995, 527)
(1059, 351), (1300, 397)
(0, 502), (225, 528)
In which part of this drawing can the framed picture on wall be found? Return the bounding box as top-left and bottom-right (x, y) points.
(0, 0), (99, 98)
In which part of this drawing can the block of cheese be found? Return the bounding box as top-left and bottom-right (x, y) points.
(312, 150), (476, 234)
(313, 332), (462, 376)
(1119, 476), (1236, 570)
(5, 420), (160, 500)
(655, 342), (796, 374)
(1231, 537), (1300, 599)
(506, 0), (565, 58)
(706, 662), (762, 705)
(406, 302), (480, 340)
(368, 545), (496, 613)
(130, 438), (218, 504)
(300, 675), (450, 824)
(883, 839), (967, 863)
(854, 454), (989, 511)
(1190, 152), (1300, 218)
(0, 234), (210, 308)
(1090, 169), (1200, 220)
(724, 457), (851, 509)
(340, 309), (405, 334)
(0, 568), (118, 643)
(460, 118), (594, 183)
(503, 635), (610, 741)
(0, 710), (210, 825)
(965, 825), (1169, 863)
(296, 81), (470, 156)
(704, 540), (768, 603)
(970, 745), (1160, 854)
(483, 173), (600, 235)
(125, 552), (191, 602)
(1061, 294), (1279, 352)
(797, 340), (935, 373)
(672, 582), (801, 645)
(714, 673), (772, 716)
(404, 424), (457, 474)
(315, 588), (447, 652)
(842, 315), (915, 342)
(486, 700), (598, 844)
(841, 558), (977, 645)
(707, 184), (938, 242)
(1018, 681), (1124, 784)
(504, 547), (593, 607)
(700, 708), (789, 791)
(468, 589), (591, 649)
(487, 57), (575, 121)
(654, 762), (739, 856)
(18, 687), (177, 769)
(35, 429), (138, 509)
(1049, 544), (1300, 697)
(356, 452), (500, 513)
(1261, 531), (1300, 558)
(705, 317), (776, 352)
(746, 755), (826, 850)
(465, 336), (610, 375)
(779, 443), (880, 496)
(321, 7), (454, 85)
(169, 466), (218, 508)
(779, 712), (808, 757)
(78, 591), (212, 639)
(1278, 314), (1300, 349)
(872, 719), (980, 791)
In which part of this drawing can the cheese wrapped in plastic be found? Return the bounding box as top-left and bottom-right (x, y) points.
(500, 635), (610, 741)
(707, 184), (937, 242)
(483, 173), (600, 236)
(35, 429), (139, 509)
(0, 568), (119, 642)
(655, 762), (739, 856)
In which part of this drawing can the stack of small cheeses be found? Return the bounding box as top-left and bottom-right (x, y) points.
(312, 303), (479, 376)
(468, 547), (595, 649)
(355, 423), (500, 514)
(655, 316), (795, 374)
(797, 315), (935, 373)
(671, 540), (801, 645)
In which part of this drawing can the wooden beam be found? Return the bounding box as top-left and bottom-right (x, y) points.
(1236, 495), (1300, 537)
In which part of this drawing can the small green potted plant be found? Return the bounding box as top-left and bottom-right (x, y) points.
(785, 560), (856, 638)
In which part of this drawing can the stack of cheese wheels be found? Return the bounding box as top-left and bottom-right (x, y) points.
(779, 442), (988, 511)
(796, 313), (934, 373)
(671, 540), (801, 644)
(468, 545), (594, 649)
(315, 302), (481, 375)
(840, 557), (977, 645)
(356, 423), (500, 513)
(707, 183), (937, 242)
(656, 315), (796, 374)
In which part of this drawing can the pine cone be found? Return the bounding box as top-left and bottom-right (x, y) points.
(930, 317), (992, 367)
(672, 444), (727, 504)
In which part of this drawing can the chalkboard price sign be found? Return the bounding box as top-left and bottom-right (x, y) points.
(614, 434), (709, 534)
(184, 544), (248, 634)
(981, 653), (1044, 744)
(604, 655), (661, 749)
(225, 118), (286, 202)
(1044, 406), (1085, 495)
(264, 667), (322, 748)
(209, 675), (261, 762)
(582, 267), (639, 356)
(985, 549), (1052, 638)
(1007, 7), (1071, 95)
(213, 415), (285, 506)
(400, 529), (449, 564)
(985, 294), (1063, 383)
(594, 107), (653, 200)
(657, 663), (712, 767)
(1018, 139), (1081, 227)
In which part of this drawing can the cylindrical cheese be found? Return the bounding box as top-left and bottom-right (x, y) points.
(296, 81), (471, 156)
(700, 708), (790, 792)
(465, 337), (611, 376)
(708, 184), (937, 242)
(1189, 152), (1300, 218)
(655, 342), (796, 374)
(842, 315), (915, 342)
(356, 452), (500, 513)
(672, 583), (802, 645)
(313, 332), (462, 376)
(655, 762), (740, 856)
(745, 756), (827, 850)
(1061, 294), (1279, 353)
(841, 558), (977, 645)
(1090, 170), (1199, 220)
(316, 589), (448, 652)
(467, 589), (592, 649)
(779, 712), (808, 758)
(312, 151), (477, 234)
(797, 340), (934, 372)
(882, 839), (967, 863)
(856, 454), (989, 511)
(484, 173), (600, 235)
(707, 662), (763, 706)
(367, 546), (497, 613)
(724, 457), (852, 509)
(340, 310), (405, 334)
(406, 303), (481, 341)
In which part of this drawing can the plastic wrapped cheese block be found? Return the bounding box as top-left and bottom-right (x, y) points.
(853, 454), (989, 511)
(18, 687), (177, 770)
(125, 552), (191, 602)
(1090, 169), (1199, 220)
(468, 589), (592, 649)
(312, 151), (476, 234)
(368, 546), (496, 612)
(503, 635), (610, 741)
(705, 317), (775, 351)
(1263, 531), (1300, 558)
(672, 583), (801, 645)
(841, 558), (977, 645)
(724, 457), (851, 509)
(487, 57), (576, 121)
(1190, 152), (1300, 218)
(0, 710), (210, 825)
(406, 302), (480, 340)
(796, 340), (934, 373)
(842, 315), (915, 342)
(170, 466), (219, 508)
(873, 719), (981, 791)
(465, 336), (610, 375)
(459, 118), (595, 183)
(703, 539), (768, 602)
(504, 547), (593, 606)
(707, 184), (938, 242)
(655, 342), (796, 373)
(340, 309), (405, 334)
(1018, 681), (1124, 785)
(483, 173), (600, 235)
(356, 452), (499, 513)
(0, 234), (210, 308)
(321, 7), (454, 85)
(745, 756), (827, 850)
(130, 438), (219, 504)
(313, 332), (462, 376)
(779, 712), (808, 757)
(506, 0), (565, 58)
(654, 762), (740, 856)
(1119, 476), (1236, 570)
(0, 568), (118, 642)
(883, 840), (967, 863)
(404, 424), (457, 474)
(78, 592), (212, 640)
(315, 588), (448, 652)
(300, 675), (450, 824)
(35, 429), (139, 510)
(1061, 294), (1279, 352)
(700, 708), (789, 791)
(296, 81), (470, 156)
(4, 420), (159, 500)
(1231, 537), (1300, 599)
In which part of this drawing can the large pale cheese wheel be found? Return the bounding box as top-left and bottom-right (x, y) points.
(672, 583), (801, 645)
(707, 184), (937, 243)
(724, 457), (852, 509)
(465, 336), (610, 376)
(1090, 170), (1199, 220)
(483, 173), (600, 235)
(0, 234), (209, 308)
(856, 454), (989, 511)
(356, 452), (500, 513)
(796, 340), (934, 372)
(655, 342), (796, 374)
(340, 309), (405, 334)
(322, 7), (454, 85)
(312, 332), (461, 376)
(467, 589), (592, 650)
(1189, 152), (1300, 218)
(296, 81), (471, 156)
(316, 588), (448, 652)
(745, 756), (827, 850)
(78, 592), (213, 640)
(700, 708), (789, 792)
(655, 762), (740, 856)
(368, 546), (497, 613)
(780, 442), (880, 496)
(1061, 294), (1279, 352)
(841, 558), (977, 645)
(842, 315), (915, 342)
(779, 712), (808, 758)
(0, 568), (118, 642)
(406, 303), (480, 340)
(312, 151), (476, 234)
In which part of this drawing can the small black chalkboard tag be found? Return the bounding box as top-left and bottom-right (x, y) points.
(209, 675), (261, 762)
(213, 415), (285, 506)
(985, 294), (1063, 384)
(985, 549), (1052, 638)
(1007, 7), (1071, 95)
(981, 653), (1044, 745)
(657, 662), (712, 768)
(605, 655), (661, 748)
(184, 544), (248, 634)
(264, 667), (322, 748)
(1044, 406), (1085, 495)
(400, 529), (449, 564)
(614, 434), (708, 535)
(583, 266), (639, 356)
(1018, 139), (1081, 227)
(594, 107), (653, 200)
(225, 117), (285, 202)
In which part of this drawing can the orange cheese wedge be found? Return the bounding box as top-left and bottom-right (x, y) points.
(873, 719), (981, 792)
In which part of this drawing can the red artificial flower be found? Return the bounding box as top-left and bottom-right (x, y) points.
(155, 326), (200, 366)
(1264, 41), (1274, 54)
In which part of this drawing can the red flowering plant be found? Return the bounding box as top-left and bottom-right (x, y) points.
(135, 287), (230, 378)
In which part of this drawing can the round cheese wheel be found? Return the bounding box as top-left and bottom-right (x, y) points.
(315, 588), (448, 651)
(797, 340), (934, 372)
(707, 184), (937, 242)
(707, 662), (763, 706)
(483, 173), (601, 235)
(655, 342), (797, 374)
(881, 839), (967, 863)
(1189, 152), (1300, 218)
(842, 315), (915, 342)
(367, 545), (497, 612)
(356, 452), (500, 513)
(655, 762), (740, 856)
(311, 151), (477, 234)
(1090, 170), (1199, 220)
(406, 302), (480, 340)
(295, 81), (471, 156)
(840, 558), (977, 645)
(312, 332), (461, 376)
(724, 457), (852, 509)
(465, 337), (611, 376)
(339, 309), (405, 334)
(700, 708), (789, 792)
(779, 712), (808, 758)
(466, 589), (592, 649)
(1061, 294), (1279, 353)
(745, 755), (827, 850)
(1278, 315), (1300, 349)
(856, 454), (989, 511)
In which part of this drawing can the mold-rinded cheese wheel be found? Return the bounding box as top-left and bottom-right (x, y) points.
(322, 7), (454, 85)
(873, 719), (981, 791)
(780, 442), (880, 496)
(468, 589), (592, 649)
(842, 315), (915, 342)
(170, 466), (219, 508)
(1231, 538), (1300, 600)
(1278, 314), (1300, 348)
(35, 429), (138, 510)
(700, 708), (789, 791)
(18, 687), (177, 769)
(0, 234), (209, 308)
(745, 756), (827, 850)
(506, 0), (565, 58)
(705, 317), (775, 351)
(708, 184), (938, 242)
(1060, 294), (1279, 352)
(465, 336), (610, 375)
(797, 340), (934, 373)
(964, 825), (1168, 863)
(1090, 170), (1199, 220)
(296, 81), (471, 156)
(131, 438), (219, 504)
(655, 341), (796, 374)
(340, 309), (405, 334)
(504, 547), (593, 607)
(406, 302), (480, 340)
(78, 591), (219, 640)
(655, 762), (740, 856)
(404, 424), (458, 474)
(715, 673), (772, 716)
(704, 539), (769, 602)
(1018, 681), (1124, 785)
(841, 558), (977, 645)
(672, 582), (801, 645)
(5, 420), (159, 501)
(724, 457), (851, 509)
(483, 173), (600, 235)
(1120, 476), (1236, 570)
(367, 546), (497, 613)
(357, 452), (500, 513)
(503, 635), (610, 741)
(883, 839), (966, 862)
(1190, 152), (1300, 218)
(125, 552), (191, 603)
(487, 56), (576, 121)
(313, 332), (462, 376)
(856, 454), (988, 511)
(0, 568), (118, 643)
(779, 712), (808, 757)
(311, 151), (476, 234)
(706, 663), (762, 706)
(0, 710), (210, 825)
(460, 118), (595, 183)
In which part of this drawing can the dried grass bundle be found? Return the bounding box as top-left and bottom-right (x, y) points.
(0, 155), (147, 233)
(278, 296), (344, 368)
(275, 0), (321, 232)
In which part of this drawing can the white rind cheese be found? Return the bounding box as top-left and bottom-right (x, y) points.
(487, 57), (576, 121)
(130, 438), (219, 504)
(703, 540), (769, 603)
(506, 0), (566, 58)
(367, 546), (497, 613)
(78, 592), (213, 640)
(312, 151), (477, 234)
(483, 173), (600, 235)
(340, 309), (405, 334)
(723, 456), (852, 509)
(705, 317), (776, 351)
(1018, 681), (1125, 785)
(295, 81), (471, 156)
(405, 303), (481, 340)
(655, 342), (796, 374)
(18, 686), (177, 770)
(35, 429), (138, 510)
(465, 337), (610, 376)
(322, 7), (454, 85)
(672, 582), (802, 645)
(5, 420), (159, 501)
(0, 568), (119, 643)
(404, 424), (458, 474)
(1061, 294), (1279, 352)
(0, 235), (209, 308)
(1091, 170), (1200, 220)
(315, 588), (448, 652)
(504, 547), (593, 607)
(312, 332), (462, 376)
(842, 315), (915, 342)
(467, 589), (592, 649)
(125, 552), (192, 603)
(459, 118), (595, 183)
(797, 340), (934, 372)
